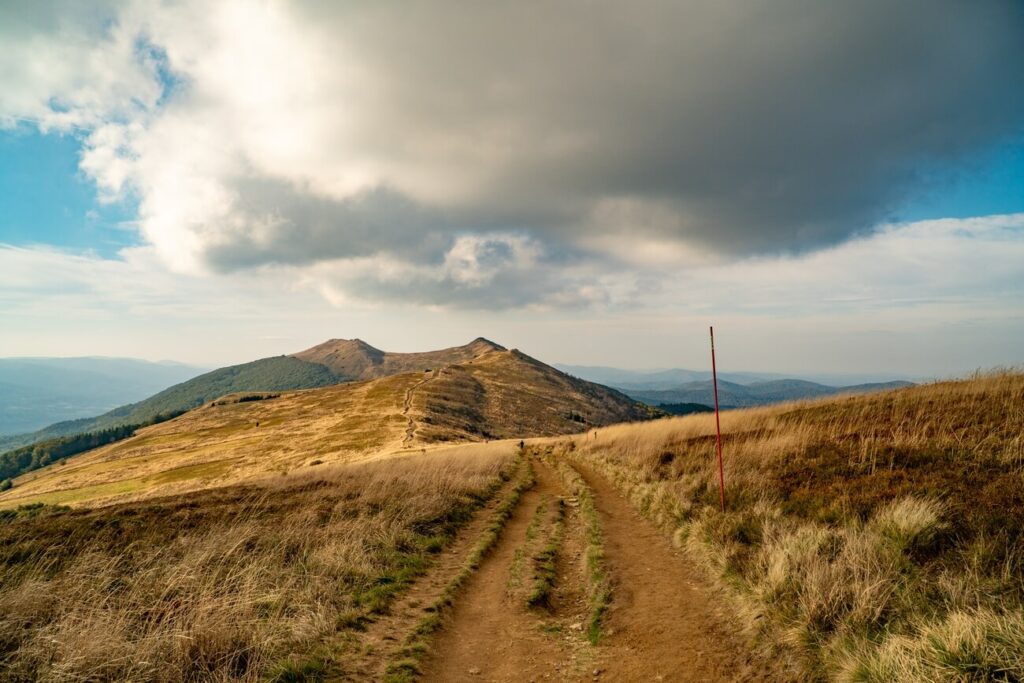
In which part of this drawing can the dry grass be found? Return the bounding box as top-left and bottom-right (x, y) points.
(567, 371), (1024, 679)
(1, 350), (650, 510)
(385, 459), (536, 683)
(0, 449), (514, 681)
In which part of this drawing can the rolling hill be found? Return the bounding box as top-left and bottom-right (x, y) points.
(0, 345), (652, 508)
(1, 337), (522, 454)
(558, 364), (919, 390)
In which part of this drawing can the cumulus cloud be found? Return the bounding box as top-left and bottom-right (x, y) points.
(2, 0), (1023, 306)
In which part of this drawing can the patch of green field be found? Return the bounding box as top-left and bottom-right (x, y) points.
(0, 478), (145, 508)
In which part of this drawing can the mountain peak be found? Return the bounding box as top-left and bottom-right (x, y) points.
(466, 337), (505, 353)
(292, 336), (508, 381)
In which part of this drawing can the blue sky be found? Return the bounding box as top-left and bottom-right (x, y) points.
(4, 131), (1023, 254)
(0, 128), (137, 256)
(0, 1), (1022, 374)
(894, 140), (1024, 222)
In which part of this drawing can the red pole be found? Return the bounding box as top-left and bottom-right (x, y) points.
(710, 326), (726, 512)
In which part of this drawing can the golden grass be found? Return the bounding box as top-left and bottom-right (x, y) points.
(0, 448), (515, 681)
(565, 371), (1024, 679)
(1, 351), (648, 510)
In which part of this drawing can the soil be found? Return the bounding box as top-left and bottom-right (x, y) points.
(418, 459), (774, 682)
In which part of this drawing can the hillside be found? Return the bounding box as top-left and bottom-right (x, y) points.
(627, 378), (914, 408)
(1, 338), (519, 455)
(0, 348), (651, 508)
(0, 357), (204, 440)
(566, 371), (1024, 679)
(0, 355), (341, 454)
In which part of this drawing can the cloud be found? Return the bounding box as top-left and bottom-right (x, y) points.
(2, 1), (1023, 307)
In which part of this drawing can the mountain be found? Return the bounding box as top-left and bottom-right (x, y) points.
(293, 337), (506, 380)
(555, 364), (780, 389)
(557, 364), (921, 390)
(0, 358), (205, 437)
(1, 345), (653, 508)
(625, 378), (915, 408)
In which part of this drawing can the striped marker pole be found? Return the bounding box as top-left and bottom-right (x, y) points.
(710, 326), (726, 512)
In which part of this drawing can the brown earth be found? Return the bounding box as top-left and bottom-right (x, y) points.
(420, 461), (593, 682)
(419, 459), (771, 682)
(575, 461), (768, 682)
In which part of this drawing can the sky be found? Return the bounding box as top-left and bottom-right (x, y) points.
(1, 0), (1022, 377)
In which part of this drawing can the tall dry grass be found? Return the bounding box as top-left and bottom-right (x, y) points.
(568, 371), (1024, 680)
(0, 450), (513, 681)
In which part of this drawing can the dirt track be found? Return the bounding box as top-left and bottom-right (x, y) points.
(419, 457), (770, 682)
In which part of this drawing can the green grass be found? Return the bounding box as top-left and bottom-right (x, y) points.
(552, 455), (610, 645)
(527, 498), (566, 609)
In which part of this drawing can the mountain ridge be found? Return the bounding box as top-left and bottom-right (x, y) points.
(293, 337), (506, 380)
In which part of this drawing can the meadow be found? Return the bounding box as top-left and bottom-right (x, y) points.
(0, 449), (515, 681)
(566, 371), (1024, 680)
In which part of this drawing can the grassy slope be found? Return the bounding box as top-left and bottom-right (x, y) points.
(0, 356), (340, 452)
(567, 371), (1024, 680)
(413, 350), (655, 442)
(0, 449), (515, 681)
(0, 350), (652, 509)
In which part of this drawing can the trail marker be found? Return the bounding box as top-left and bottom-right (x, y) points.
(710, 326), (726, 512)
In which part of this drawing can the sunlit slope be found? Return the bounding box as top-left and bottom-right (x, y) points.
(0, 349), (650, 508)
(412, 349), (654, 441)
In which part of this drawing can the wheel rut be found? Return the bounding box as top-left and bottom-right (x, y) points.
(420, 454), (774, 682)
(420, 460), (593, 682)
(574, 461), (770, 682)
(327, 453), (523, 681)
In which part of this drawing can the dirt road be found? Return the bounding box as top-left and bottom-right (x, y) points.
(419, 456), (770, 682)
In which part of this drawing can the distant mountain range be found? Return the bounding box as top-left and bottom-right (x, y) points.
(556, 364), (920, 391)
(0, 358), (205, 438)
(557, 364), (915, 409)
(623, 379), (914, 409)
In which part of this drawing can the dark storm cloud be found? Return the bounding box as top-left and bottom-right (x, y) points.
(291, 0), (1024, 255)
(9, 0), (1024, 308)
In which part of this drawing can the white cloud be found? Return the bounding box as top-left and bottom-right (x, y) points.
(2, 0), (1023, 309)
(1, 215), (1021, 364)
